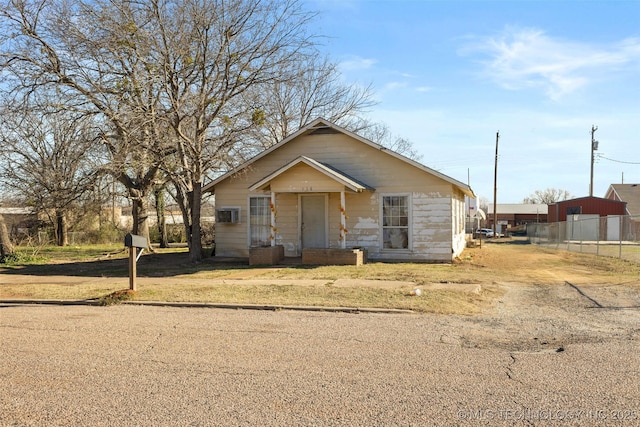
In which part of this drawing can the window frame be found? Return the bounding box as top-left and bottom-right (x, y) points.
(380, 193), (412, 251)
(248, 196), (271, 248)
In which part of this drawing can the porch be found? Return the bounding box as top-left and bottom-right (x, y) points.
(248, 156), (375, 264)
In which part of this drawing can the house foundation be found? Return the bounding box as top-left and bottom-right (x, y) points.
(302, 248), (367, 266)
(249, 245), (284, 266)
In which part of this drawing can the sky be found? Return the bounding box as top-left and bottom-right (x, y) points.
(305, 0), (640, 203)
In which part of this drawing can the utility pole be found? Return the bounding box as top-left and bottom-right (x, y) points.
(493, 131), (499, 237)
(590, 125), (598, 197)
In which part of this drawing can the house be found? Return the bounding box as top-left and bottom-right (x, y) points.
(604, 184), (640, 217)
(604, 183), (640, 240)
(202, 118), (475, 264)
(0, 206), (39, 238)
(486, 203), (547, 234)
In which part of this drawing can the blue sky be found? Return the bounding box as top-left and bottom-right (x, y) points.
(306, 0), (640, 203)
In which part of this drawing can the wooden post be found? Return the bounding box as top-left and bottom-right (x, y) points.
(129, 246), (137, 291)
(590, 125), (598, 197)
(270, 191), (276, 247)
(493, 131), (499, 238)
(125, 233), (146, 292)
(340, 191), (346, 249)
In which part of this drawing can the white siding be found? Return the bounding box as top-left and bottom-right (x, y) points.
(212, 131), (467, 262)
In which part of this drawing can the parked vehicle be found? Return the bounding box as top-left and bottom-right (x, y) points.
(476, 228), (504, 238)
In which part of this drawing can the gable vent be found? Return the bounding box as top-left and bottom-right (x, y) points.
(309, 126), (340, 135)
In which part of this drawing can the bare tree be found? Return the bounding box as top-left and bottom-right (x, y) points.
(0, 0), (321, 260)
(243, 58), (424, 161)
(0, 0), (171, 246)
(523, 188), (573, 204)
(146, 0), (319, 261)
(0, 0), (399, 261)
(355, 120), (423, 161)
(0, 101), (102, 246)
(245, 55), (376, 149)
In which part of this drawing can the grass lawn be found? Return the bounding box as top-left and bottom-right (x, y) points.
(1, 240), (638, 314)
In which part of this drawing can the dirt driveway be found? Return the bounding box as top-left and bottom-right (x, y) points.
(453, 280), (640, 352)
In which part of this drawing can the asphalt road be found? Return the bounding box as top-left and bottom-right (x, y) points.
(1, 302), (639, 426)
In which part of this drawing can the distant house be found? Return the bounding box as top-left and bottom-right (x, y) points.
(604, 183), (640, 239)
(486, 203), (547, 234)
(203, 118), (475, 263)
(604, 184), (640, 217)
(0, 207), (38, 238)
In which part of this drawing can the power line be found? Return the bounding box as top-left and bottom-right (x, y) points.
(597, 154), (640, 165)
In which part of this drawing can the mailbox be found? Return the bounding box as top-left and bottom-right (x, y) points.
(124, 233), (147, 249)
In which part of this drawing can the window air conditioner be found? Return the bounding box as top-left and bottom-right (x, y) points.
(216, 208), (240, 224)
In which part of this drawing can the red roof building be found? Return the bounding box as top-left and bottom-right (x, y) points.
(547, 196), (627, 223)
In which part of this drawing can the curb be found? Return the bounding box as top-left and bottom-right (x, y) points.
(0, 299), (415, 314)
(0, 299), (104, 306)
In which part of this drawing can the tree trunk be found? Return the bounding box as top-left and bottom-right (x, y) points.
(131, 192), (151, 248)
(55, 210), (68, 246)
(188, 182), (203, 262)
(0, 214), (14, 259)
(154, 187), (169, 248)
(171, 183), (191, 249)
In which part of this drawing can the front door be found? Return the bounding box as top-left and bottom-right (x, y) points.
(301, 195), (327, 249)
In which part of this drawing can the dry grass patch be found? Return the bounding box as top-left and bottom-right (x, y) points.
(134, 281), (499, 315)
(0, 282), (123, 300)
(2, 239), (638, 314)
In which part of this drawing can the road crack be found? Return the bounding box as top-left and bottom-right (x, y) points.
(506, 353), (517, 381)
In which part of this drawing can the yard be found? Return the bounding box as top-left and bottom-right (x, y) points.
(1, 238), (638, 314)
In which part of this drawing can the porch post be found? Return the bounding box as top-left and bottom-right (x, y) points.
(270, 191), (276, 247)
(340, 190), (346, 249)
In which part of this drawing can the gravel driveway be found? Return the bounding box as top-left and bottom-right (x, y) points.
(1, 281), (639, 426)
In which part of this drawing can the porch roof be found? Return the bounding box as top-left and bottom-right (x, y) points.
(249, 156), (375, 193)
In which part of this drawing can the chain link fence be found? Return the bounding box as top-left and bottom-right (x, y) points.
(528, 215), (640, 263)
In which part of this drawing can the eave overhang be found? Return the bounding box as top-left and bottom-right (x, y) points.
(249, 156), (374, 193)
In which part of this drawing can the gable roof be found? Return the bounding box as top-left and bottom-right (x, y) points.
(249, 156), (374, 192)
(203, 118), (475, 198)
(605, 184), (640, 216)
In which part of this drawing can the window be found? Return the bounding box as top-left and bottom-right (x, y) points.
(382, 195), (409, 249)
(249, 197), (271, 247)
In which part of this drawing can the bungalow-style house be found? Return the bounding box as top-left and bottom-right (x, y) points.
(203, 118), (475, 264)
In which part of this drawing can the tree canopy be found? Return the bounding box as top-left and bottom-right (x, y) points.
(0, 0), (421, 256)
(523, 188), (573, 204)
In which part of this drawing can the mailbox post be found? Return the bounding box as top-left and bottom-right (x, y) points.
(124, 233), (147, 291)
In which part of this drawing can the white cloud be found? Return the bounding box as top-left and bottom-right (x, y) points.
(338, 55), (377, 72)
(461, 27), (640, 100)
(415, 86), (432, 93)
(384, 81), (408, 91)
